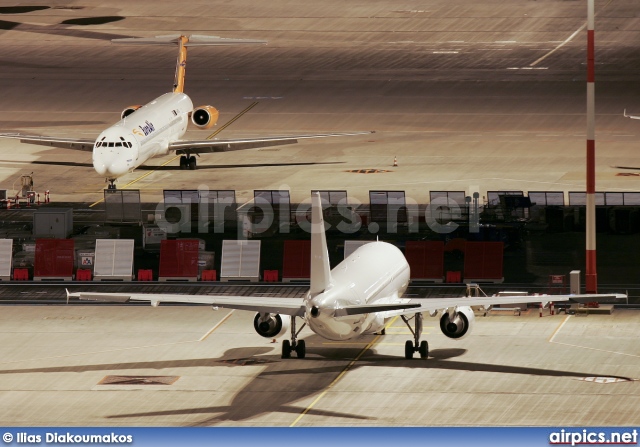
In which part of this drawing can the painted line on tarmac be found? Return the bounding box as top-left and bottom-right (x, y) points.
(549, 314), (640, 358)
(207, 101), (259, 139)
(199, 311), (234, 341)
(290, 316), (399, 427)
(530, 0), (614, 67)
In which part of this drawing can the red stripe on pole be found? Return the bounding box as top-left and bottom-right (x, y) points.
(587, 30), (595, 82)
(587, 139), (595, 193)
(586, 250), (597, 293)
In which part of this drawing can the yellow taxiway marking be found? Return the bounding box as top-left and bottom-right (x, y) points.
(88, 101), (260, 208)
(290, 316), (399, 427)
(207, 101), (259, 139)
(199, 311), (235, 341)
(548, 314), (640, 359)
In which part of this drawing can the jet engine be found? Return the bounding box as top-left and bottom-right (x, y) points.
(121, 105), (142, 119)
(253, 312), (290, 338)
(191, 105), (219, 129)
(439, 306), (475, 339)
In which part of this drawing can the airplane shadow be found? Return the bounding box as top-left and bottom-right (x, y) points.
(0, 339), (632, 425)
(0, 17), (130, 41)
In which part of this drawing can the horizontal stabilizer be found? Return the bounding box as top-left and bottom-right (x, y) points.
(333, 303), (421, 317)
(112, 35), (267, 46)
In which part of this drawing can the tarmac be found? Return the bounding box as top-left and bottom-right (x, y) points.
(0, 304), (637, 426)
(0, 1), (639, 207)
(0, 0), (638, 428)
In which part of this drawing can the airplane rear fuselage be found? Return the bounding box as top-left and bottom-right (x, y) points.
(92, 92), (192, 179)
(306, 241), (410, 340)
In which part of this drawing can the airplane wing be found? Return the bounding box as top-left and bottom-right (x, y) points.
(390, 293), (627, 317)
(0, 133), (94, 151)
(332, 293), (626, 317)
(168, 131), (374, 155)
(623, 109), (640, 120)
(68, 291), (306, 317)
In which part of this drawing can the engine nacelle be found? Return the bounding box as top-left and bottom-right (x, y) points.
(253, 312), (290, 338)
(121, 105), (142, 120)
(191, 105), (219, 129)
(439, 306), (475, 339)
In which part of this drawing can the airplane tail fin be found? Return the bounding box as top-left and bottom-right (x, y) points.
(310, 192), (332, 296)
(111, 35), (266, 94)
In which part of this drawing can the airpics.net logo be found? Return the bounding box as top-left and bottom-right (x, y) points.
(549, 429), (638, 446)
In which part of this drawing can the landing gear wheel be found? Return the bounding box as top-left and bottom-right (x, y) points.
(188, 156), (197, 170)
(419, 340), (429, 359)
(281, 340), (291, 359)
(380, 328), (386, 335)
(107, 180), (116, 190)
(179, 156), (187, 170)
(405, 340), (414, 359)
(295, 340), (306, 359)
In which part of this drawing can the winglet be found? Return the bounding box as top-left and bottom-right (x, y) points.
(310, 192), (332, 296)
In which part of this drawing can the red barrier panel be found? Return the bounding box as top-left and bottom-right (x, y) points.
(159, 239), (199, 278)
(34, 239), (74, 278)
(264, 270), (279, 282)
(76, 269), (92, 281)
(282, 240), (311, 279)
(445, 271), (461, 283)
(405, 241), (444, 280)
(13, 268), (29, 280)
(464, 242), (504, 281)
(201, 270), (217, 281)
(137, 269), (153, 281)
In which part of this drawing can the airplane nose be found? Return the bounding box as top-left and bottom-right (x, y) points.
(93, 145), (135, 177)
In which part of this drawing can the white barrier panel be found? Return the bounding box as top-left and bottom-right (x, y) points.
(0, 239), (12, 279)
(93, 239), (134, 281)
(220, 240), (261, 282)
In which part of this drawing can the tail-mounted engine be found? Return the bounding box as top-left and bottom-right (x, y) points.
(253, 313), (291, 338)
(439, 306), (475, 339)
(121, 105), (142, 120)
(191, 105), (219, 129)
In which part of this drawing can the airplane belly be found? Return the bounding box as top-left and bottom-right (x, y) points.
(308, 314), (366, 341)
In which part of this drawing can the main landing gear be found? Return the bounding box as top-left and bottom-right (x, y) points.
(281, 317), (307, 359)
(401, 312), (429, 359)
(179, 155), (197, 170)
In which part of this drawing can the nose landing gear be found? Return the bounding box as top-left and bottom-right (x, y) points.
(179, 155), (197, 170)
(106, 179), (117, 190)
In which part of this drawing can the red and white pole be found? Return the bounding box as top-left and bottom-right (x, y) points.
(585, 0), (597, 293)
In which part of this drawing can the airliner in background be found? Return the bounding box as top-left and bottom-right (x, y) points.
(69, 193), (626, 360)
(0, 34), (370, 189)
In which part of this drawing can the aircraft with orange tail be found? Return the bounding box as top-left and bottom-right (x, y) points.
(0, 35), (370, 189)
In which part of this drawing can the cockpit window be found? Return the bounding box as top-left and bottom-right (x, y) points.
(108, 142), (114, 148)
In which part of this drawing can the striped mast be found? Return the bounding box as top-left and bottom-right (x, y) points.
(585, 0), (597, 293)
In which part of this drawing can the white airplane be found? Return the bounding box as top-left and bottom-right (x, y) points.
(0, 34), (370, 189)
(69, 192), (626, 359)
